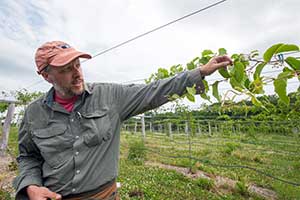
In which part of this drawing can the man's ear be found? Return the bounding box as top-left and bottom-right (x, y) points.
(41, 72), (53, 84)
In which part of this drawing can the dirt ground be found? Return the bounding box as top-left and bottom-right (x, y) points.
(146, 161), (278, 200)
(0, 152), (17, 198)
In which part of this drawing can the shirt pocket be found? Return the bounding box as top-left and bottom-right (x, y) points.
(81, 108), (112, 147)
(32, 123), (73, 169)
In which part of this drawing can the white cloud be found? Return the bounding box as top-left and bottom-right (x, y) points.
(0, 0), (299, 104)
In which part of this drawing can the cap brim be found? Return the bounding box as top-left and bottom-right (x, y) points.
(50, 49), (92, 67)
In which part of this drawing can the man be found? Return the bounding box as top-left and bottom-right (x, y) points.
(13, 41), (232, 199)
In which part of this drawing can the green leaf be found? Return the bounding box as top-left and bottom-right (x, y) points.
(233, 62), (245, 83)
(263, 43), (283, 62)
(244, 78), (251, 90)
(156, 68), (169, 79)
(186, 86), (196, 95)
(0, 102), (9, 113)
(231, 54), (239, 60)
(186, 92), (195, 102)
(218, 48), (227, 56)
(200, 93), (211, 101)
(253, 62), (266, 80)
(229, 77), (244, 92)
(283, 67), (294, 73)
(274, 72), (290, 105)
(168, 94), (181, 101)
(200, 79), (208, 93)
(202, 50), (214, 57)
(285, 57), (300, 71)
(263, 43), (299, 62)
(212, 81), (221, 101)
(199, 57), (210, 65)
(249, 78), (264, 94)
(218, 68), (231, 78)
(170, 64), (183, 76)
(187, 62), (195, 70)
(251, 95), (262, 107)
(276, 44), (299, 54)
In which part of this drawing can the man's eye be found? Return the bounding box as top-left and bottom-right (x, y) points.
(61, 67), (72, 73)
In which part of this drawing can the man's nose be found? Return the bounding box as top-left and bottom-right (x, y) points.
(72, 65), (81, 74)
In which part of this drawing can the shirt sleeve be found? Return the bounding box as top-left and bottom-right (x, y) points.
(117, 68), (205, 121)
(13, 111), (43, 200)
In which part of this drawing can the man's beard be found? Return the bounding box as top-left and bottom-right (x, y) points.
(53, 82), (84, 98)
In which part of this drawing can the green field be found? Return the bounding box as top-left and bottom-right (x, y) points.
(119, 131), (300, 199)
(1, 127), (300, 199)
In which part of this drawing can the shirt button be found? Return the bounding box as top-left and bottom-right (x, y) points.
(76, 170), (80, 174)
(72, 188), (76, 192)
(75, 136), (79, 139)
(75, 151), (79, 156)
(70, 118), (74, 122)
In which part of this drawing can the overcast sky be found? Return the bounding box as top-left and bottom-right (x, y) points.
(0, 0), (299, 106)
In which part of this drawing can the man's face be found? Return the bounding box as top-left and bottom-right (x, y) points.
(45, 58), (85, 98)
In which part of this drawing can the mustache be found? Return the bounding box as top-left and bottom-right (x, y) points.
(72, 78), (84, 84)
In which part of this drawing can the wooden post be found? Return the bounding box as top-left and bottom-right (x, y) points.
(1, 103), (15, 152)
(197, 123), (201, 136)
(185, 121), (189, 135)
(134, 122), (137, 134)
(141, 115), (145, 138)
(208, 121), (212, 136)
(149, 122), (152, 133)
(159, 124), (162, 133)
(168, 122), (172, 138)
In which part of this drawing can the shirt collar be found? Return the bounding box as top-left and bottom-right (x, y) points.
(43, 82), (94, 106)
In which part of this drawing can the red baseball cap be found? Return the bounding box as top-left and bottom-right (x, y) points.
(35, 41), (92, 74)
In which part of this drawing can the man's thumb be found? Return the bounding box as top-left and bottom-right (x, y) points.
(55, 194), (62, 200)
(46, 189), (62, 200)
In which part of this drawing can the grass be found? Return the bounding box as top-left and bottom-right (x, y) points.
(121, 131), (300, 199)
(118, 159), (219, 200)
(0, 126), (18, 200)
(2, 126), (300, 199)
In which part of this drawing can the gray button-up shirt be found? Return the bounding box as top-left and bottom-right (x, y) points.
(13, 69), (204, 199)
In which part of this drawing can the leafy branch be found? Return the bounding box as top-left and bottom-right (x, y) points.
(146, 43), (300, 107)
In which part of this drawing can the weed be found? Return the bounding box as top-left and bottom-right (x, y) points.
(292, 162), (300, 170)
(234, 181), (249, 197)
(127, 140), (146, 165)
(195, 177), (214, 190)
(223, 142), (241, 155)
(8, 161), (17, 171)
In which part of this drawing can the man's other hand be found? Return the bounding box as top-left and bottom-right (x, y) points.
(27, 185), (62, 200)
(199, 55), (232, 76)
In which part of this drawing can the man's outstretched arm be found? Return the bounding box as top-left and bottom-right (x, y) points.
(116, 55), (232, 121)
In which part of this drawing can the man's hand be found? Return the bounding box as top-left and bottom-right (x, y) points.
(27, 185), (62, 200)
(199, 55), (232, 76)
